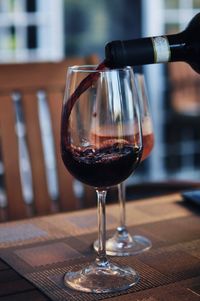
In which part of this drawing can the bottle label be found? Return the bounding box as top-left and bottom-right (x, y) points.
(151, 36), (171, 63)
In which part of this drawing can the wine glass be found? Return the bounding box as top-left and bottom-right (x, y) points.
(94, 73), (154, 256)
(61, 65), (143, 293)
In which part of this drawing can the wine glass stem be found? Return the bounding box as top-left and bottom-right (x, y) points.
(96, 189), (108, 266)
(117, 182), (127, 233)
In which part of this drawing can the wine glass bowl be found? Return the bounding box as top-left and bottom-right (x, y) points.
(61, 68), (142, 189)
(61, 65), (143, 293)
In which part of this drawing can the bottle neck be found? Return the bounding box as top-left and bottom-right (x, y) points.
(105, 38), (154, 68)
(105, 31), (188, 68)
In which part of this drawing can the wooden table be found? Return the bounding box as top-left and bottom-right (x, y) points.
(0, 193), (200, 300)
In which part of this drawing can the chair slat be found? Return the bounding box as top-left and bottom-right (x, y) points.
(48, 91), (79, 211)
(0, 95), (27, 220)
(21, 92), (51, 215)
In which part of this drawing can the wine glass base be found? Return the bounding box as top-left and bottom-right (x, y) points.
(64, 261), (139, 293)
(94, 235), (152, 257)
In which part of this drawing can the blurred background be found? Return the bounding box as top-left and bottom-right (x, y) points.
(0, 0), (200, 187)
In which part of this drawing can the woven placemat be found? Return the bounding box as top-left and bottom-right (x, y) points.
(0, 215), (200, 301)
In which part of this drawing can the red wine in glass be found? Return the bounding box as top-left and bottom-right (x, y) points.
(62, 141), (141, 188)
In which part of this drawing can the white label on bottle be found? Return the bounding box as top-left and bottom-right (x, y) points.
(151, 36), (171, 63)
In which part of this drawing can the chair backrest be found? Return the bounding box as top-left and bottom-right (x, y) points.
(0, 55), (99, 221)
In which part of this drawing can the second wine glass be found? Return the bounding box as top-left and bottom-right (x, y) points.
(94, 73), (154, 256)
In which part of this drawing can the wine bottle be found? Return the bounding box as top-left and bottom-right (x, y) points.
(105, 13), (200, 74)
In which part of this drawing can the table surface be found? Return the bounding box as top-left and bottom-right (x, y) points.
(0, 192), (200, 301)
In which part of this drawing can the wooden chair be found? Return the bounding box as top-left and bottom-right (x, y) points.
(0, 55), (99, 221)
